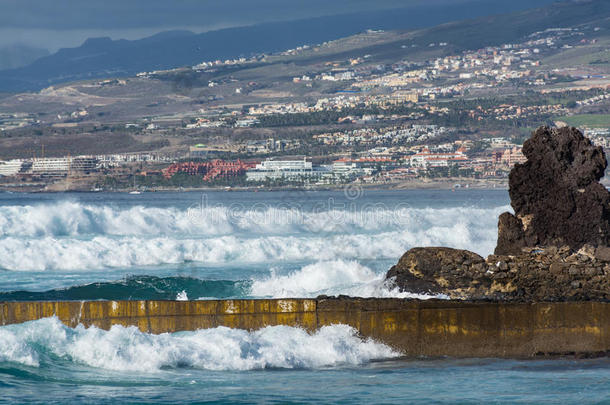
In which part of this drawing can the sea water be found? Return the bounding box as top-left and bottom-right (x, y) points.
(0, 190), (608, 404)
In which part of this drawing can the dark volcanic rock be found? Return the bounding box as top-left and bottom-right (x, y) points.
(495, 126), (610, 255)
(387, 246), (610, 301)
(386, 247), (486, 295)
(386, 126), (610, 301)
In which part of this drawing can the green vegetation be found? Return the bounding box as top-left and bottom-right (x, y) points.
(439, 89), (605, 110)
(589, 59), (609, 65)
(255, 105), (419, 127)
(555, 114), (610, 128)
(426, 89), (609, 129)
(97, 173), (250, 190)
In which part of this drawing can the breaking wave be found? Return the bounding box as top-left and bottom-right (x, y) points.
(0, 199), (504, 299)
(0, 318), (400, 371)
(0, 230), (493, 272)
(0, 201), (507, 239)
(0, 203), (504, 271)
(250, 260), (437, 299)
(0, 260), (441, 301)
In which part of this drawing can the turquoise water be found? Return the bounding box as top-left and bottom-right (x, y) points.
(0, 190), (508, 296)
(1, 333), (609, 404)
(1, 190), (609, 403)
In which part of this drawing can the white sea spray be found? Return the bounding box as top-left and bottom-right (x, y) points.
(0, 202), (506, 271)
(0, 201), (506, 238)
(249, 259), (441, 299)
(0, 317), (400, 371)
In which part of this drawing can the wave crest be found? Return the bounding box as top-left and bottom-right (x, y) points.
(250, 260), (438, 299)
(0, 201), (507, 239)
(0, 318), (400, 371)
(0, 219), (498, 271)
(0, 259), (440, 300)
(0, 276), (249, 301)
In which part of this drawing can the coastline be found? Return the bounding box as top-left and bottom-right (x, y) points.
(0, 178), (510, 193)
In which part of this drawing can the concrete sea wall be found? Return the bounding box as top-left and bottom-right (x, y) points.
(1, 298), (609, 358)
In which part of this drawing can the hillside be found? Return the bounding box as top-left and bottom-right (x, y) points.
(0, 0), (582, 92)
(0, 0), (608, 162)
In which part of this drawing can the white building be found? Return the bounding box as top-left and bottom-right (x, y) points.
(30, 157), (98, 177)
(246, 159), (320, 181)
(331, 160), (370, 178)
(409, 148), (469, 168)
(31, 158), (71, 175)
(235, 118), (259, 127)
(0, 160), (23, 176)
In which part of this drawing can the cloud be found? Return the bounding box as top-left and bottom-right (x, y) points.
(0, 0), (559, 52)
(0, 0), (427, 29)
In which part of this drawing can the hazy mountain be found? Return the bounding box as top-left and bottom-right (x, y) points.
(0, 44), (49, 70)
(411, 0), (610, 50)
(0, 0), (607, 92)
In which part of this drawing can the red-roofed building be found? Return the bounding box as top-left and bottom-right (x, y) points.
(162, 160), (258, 182)
(409, 149), (469, 167)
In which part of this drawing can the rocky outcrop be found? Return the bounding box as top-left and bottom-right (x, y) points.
(387, 246), (610, 301)
(386, 247), (486, 295)
(387, 126), (610, 301)
(496, 126), (610, 255)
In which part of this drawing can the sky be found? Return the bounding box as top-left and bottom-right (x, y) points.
(0, 0), (561, 52)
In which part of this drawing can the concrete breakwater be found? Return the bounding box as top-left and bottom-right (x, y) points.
(1, 298), (609, 358)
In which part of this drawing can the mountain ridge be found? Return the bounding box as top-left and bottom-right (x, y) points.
(0, 0), (606, 93)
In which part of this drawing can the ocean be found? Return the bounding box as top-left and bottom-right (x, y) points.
(0, 189), (608, 404)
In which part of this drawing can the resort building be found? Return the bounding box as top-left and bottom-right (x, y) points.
(0, 160), (23, 176)
(246, 159), (321, 181)
(492, 146), (526, 168)
(30, 157), (98, 177)
(409, 147), (469, 167)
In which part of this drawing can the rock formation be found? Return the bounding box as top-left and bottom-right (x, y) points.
(496, 126), (610, 255)
(386, 126), (610, 301)
(387, 245), (610, 301)
(386, 247), (485, 295)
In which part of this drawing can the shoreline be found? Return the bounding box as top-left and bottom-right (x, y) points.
(0, 178), (510, 193)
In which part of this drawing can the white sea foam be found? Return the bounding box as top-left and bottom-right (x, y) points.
(0, 225), (495, 271)
(0, 203), (502, 272)
(0, 201), (507, 238)
(250, 260), (440, 299)
(0, 202), (221, 237)
(176, 290), (189, 301)
(0, 326), (40, 367)
(0, 317), (400, 371)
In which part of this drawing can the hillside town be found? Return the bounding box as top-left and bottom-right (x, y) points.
(0, 19), (608, 191)
(0, 126), (587, 190)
